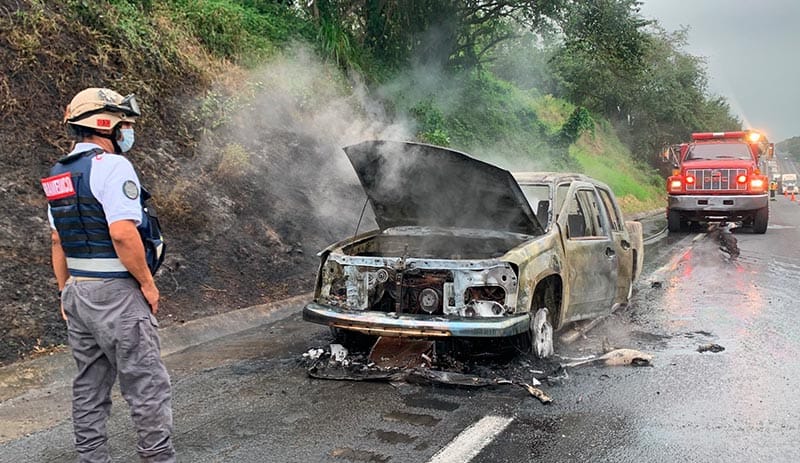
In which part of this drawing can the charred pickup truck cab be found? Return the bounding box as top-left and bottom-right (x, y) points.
(303, 141), (643, 357)
(666, 131), (773, 233)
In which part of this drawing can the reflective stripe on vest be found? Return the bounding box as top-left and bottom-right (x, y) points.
(66, 257), (128, 274)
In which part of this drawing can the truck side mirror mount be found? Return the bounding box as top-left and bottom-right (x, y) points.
(661, 144), (683, 169)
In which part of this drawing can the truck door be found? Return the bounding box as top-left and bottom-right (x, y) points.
(556, 182), (619, 322)
(597, 186), (635, 305)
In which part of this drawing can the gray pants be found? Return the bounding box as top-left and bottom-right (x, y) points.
(63, 277), (175, 463)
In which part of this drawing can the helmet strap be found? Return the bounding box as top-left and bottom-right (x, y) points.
(94, 126), (122, 154)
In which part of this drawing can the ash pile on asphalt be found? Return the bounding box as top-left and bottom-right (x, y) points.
(302, 339), (571, 404)
(709, 222), (740, 259)
(302, 335), (654, 405)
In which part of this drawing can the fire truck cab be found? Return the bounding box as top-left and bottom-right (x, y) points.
(665, 131), (773, 234)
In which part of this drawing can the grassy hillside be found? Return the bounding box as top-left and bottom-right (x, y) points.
(531, 96), (663, 213)
(377, 70), (663, 212)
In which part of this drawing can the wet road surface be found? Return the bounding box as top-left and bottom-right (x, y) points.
(3, 200), (800, 462)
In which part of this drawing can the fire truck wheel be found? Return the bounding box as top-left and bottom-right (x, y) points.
(753, 206), (768, 234)
(667, 210), (682, 232)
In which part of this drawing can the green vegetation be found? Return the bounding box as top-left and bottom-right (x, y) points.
(5, 0), (744, 213)
(777, 137), (800, 159)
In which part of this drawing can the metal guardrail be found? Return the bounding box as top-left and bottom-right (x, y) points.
(642, 224), (668, 246)
(635, 210), (668, 246)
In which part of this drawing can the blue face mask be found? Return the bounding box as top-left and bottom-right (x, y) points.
(118, 128), (135, 153)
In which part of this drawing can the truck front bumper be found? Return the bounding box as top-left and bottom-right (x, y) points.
(303, 302), (531, 338)
(669, 194), (768, 214)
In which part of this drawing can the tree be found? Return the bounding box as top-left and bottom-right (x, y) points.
(549, 0), (652, 117)
(548, 3), (740, 164)
(617, 26), (740, 159)
(300, 0), (570, 71)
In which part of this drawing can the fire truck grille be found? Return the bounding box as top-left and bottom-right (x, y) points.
(686, 168), (747, 191)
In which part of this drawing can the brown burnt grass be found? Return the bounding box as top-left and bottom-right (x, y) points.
(0, 1), (329, 365)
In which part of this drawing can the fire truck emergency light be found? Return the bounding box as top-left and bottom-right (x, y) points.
(691, 131), (747, 140)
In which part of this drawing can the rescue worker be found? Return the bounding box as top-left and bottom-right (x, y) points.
(41, 88), (174, 463)
(770, 180), (778, 200)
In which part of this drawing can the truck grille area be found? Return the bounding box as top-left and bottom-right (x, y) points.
(320, 258), (519, 318)
(686, 168), (747, 191)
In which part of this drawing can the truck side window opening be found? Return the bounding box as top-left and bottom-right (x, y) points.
(565, 194), (586, 238)
(577, 189), (605, 237)
(566, 190), (604, 239)
(598, 188), (622, 232)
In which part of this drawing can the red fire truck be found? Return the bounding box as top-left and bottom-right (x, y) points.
(665, 131), (774, 234)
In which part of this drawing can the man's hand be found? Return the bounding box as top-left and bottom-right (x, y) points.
(109, 220), (159, 313)
(60, 303), (67, 321)
(141, 281), (160, 314)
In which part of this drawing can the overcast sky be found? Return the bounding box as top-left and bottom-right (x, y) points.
(639, 0), (800, 142)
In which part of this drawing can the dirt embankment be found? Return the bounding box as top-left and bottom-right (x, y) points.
(0, 2), (378, 365)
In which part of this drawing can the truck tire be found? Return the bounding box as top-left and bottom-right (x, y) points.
(667, 210), (682, 232)
(531, 308), (554, 359)
(522, 281), (560, 358)
(753, 206), (768, 234)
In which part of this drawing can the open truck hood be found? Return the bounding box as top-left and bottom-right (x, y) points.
(343, 140), (543, 236)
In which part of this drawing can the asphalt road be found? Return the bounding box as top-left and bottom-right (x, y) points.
(2, 201), (800, 462)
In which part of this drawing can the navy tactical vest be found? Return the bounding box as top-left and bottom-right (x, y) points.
(42, 149), (165, 278)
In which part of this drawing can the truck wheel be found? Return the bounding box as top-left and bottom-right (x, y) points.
(753, 207), (768, 234)
(531, 308), (554, 359)
(667, 210), (682, 232)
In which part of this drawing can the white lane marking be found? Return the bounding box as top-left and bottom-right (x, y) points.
(427, 415), (513, 463)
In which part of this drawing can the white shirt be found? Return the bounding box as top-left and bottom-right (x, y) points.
(47, 143), (142, 229)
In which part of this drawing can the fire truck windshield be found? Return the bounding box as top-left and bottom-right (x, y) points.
(686, 143), (752, 161)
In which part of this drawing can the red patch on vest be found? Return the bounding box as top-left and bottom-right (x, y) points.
(97, 118), (111, 127)
(41, 172), (76, 200)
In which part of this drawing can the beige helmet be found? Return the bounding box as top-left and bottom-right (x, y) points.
(64, 88), (140, 130)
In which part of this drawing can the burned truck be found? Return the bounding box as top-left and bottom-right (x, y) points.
(303, 141), (643, 358)
(665, 131), (773, 233)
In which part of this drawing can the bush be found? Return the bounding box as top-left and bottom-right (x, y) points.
(167, 0), (312, 64)
(216, 143), (250, 177)
(557, 106), (594, 146)
(410, 100), (451, 146)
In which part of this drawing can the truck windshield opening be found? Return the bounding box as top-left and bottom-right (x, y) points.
(686, 143), (752, 161)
